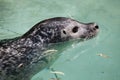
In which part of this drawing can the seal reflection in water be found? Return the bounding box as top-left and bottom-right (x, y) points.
(0, 17), (99, 80)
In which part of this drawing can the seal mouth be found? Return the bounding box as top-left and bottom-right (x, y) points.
(83, 27), (99, 40)
(85, 32), (98, 40)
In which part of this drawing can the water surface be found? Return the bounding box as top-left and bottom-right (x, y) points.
(0, 0), (120, 80)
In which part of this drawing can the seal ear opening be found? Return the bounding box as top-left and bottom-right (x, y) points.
(63, 30), (66, 34)
(61, 29), (68, 38)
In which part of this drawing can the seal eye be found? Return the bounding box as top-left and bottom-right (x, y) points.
(72, 26), (79, 33)
(63, 30), (66, 34)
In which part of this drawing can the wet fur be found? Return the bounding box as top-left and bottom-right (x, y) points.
(0, 17), (99, 80)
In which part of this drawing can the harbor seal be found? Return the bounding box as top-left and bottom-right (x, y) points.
(0, 17), (99, 80)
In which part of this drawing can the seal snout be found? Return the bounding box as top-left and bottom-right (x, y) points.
(88, 22), (99, 30)
(93, 23), (99, 30)
(79, 22), (99, 40)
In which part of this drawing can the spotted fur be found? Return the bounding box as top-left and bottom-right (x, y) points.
(0, 17), (99, 80)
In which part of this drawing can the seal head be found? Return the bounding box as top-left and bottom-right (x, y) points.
(22, 17), (99, 43)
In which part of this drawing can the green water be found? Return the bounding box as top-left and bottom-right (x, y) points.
(0, 0), (120, 80)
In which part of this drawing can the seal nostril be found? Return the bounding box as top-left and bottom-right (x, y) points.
(95, 25), (99, 29)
